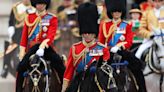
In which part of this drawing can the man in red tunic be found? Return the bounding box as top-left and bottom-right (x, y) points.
(16, 0), (65, 92)
(61, 2), (110, 92)
(98, 0), (147, 92)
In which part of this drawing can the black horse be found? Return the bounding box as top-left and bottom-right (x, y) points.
(111, 54), (138, 92)
(16, 44), (65, 92)
(66, 55), (138, 92)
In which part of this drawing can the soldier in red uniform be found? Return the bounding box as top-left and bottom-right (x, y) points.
(16, 0), (65, 92)
(98, 0), (147, 92)
(61, 2), (110, 92)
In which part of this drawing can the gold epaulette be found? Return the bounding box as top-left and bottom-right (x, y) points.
(24, 14), (40, 27)
(72, 41), (86, 66)
(97, 42), (106, 48)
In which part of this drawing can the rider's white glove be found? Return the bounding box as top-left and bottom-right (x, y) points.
(110, 46), (120, 53)
(36, 48), (44, 56)
(7, 26), (15, 38)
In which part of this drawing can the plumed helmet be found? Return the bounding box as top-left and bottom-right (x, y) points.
(77, 2), (99, 36)
(105, 0), (126, 19)
(30, 0), (51, 9)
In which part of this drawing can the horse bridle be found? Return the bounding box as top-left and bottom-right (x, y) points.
(94, 62), (117, 92)
(24, 55), (50, 92)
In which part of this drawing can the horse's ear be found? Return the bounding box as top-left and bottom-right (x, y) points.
(97, 56), (104, 68)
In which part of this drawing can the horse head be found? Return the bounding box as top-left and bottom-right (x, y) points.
(22, 44), (63, 92)
(109, 53), (138, 92)
(148, 27), (164, 73)
(94, 56), (117, 92)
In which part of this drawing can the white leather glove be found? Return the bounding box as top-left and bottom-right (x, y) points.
(110, 46), (120, 53)
(36, 39), (50, 57)
(7, 26), (15, 38)
(36, 48), (44, 57)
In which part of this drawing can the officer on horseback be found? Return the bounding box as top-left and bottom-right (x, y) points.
(16, 0), (65, 92)
(135, 0), (164, 59)
(98, 0), (147, 92)
(61, 2), (110, 92)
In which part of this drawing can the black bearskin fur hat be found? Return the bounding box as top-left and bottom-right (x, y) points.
(77, 2), (99, 36)
(30, 0), (51, 9)
(105, 0), (127, 19)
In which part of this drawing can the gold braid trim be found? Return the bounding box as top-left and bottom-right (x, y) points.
(94, 74), (105, 92)
(72, 45), (86, 66)
(82, 39), (96, 47)
(97, 42), (106, 48)
(27, 17), (41, 38)
(103, 23), (116, 46)
(72, 40), (96, 66)
(25, 15), (40, 27)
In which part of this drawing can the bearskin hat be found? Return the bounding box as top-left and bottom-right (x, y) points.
(30, 0), (51, 9)
(105, 0), (126, 19)
(77, 2), (99, 36)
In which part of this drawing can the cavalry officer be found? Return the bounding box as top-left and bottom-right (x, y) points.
(98, 0), (147, 92)
(16, 0), (65, 92)
(61, 2), (110, 92)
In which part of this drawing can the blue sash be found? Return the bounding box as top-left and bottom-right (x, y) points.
(29, 24), (40, 41)
(76, 51), (93, 73)
(29, 14), (53, 41)
(76, 45), (104, 73)
(108, 22), (127, 46)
